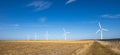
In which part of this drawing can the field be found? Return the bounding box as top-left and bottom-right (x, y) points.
(98, 40), (120, 54)
(0, 40), (120, 55)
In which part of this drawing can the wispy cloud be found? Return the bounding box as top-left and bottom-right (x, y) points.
(101, 14), (120, 19)
(30, 24), (48, 27)
(39, 17), (47, 23)
(66, 0), (76, 5)
(0, 24), (20, 30)
(11, 24), (20, 27)
(27, 1), (52, 11)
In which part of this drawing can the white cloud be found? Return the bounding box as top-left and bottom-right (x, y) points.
(0, 24), (20, 30)
(30, 24), (48, 27)
(27, 1), (52, 11)
(39, 17), (46, 23)
(12, 24), (20, 27)
(101, 14), (120, 19)
(10, 24), (20, 29)
(66, 0), (76, 5)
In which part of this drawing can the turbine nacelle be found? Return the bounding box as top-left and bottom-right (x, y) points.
(96, 28), (108, 33)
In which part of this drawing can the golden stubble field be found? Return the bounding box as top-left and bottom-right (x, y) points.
(0, 40), (93, 55)
(98, 40), (120, 54)
(0, 40), (120, 55)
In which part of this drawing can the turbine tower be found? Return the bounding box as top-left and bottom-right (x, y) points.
(63, 28), (70, 40)
(45, 31), (48, 40)
(96, 22), (108, 40)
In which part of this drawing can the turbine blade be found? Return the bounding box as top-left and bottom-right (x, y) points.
(98, 22), (102, 28)
(96, 29), (100, 33)
(102, 28), (109, 31)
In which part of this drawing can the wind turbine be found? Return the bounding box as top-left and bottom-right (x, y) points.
(96, 22), (108, 40)
(63, 28), (70, 40)
(45, 31), (48, 40)
(35, 32), (37, 40)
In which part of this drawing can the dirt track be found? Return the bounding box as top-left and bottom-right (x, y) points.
(72, 41), (120, 55)
(85, 41), (119, 55)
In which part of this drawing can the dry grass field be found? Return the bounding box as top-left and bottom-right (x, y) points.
(0, 40), (92, 55)
(0, 40), (120, 55)
(98, 40), (120, 54)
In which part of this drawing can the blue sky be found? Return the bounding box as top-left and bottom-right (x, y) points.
(0, 0), (120, 40)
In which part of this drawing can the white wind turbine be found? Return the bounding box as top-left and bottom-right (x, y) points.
(96, 22), (108, 40)
(45, 31), (49, 40)
(63, 28), (70, 40)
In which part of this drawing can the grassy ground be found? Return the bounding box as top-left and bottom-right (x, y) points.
(0, 40), (92, 55)
(98, 40), (120, 54)
(0, 40), (120, 55)
(85, 41), (119, 55)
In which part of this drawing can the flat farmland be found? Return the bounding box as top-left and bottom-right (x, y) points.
(0, 40), (92, 55)
(0, 40), (120, 55)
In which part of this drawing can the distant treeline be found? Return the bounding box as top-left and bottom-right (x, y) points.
(100, 38), (120, 41)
